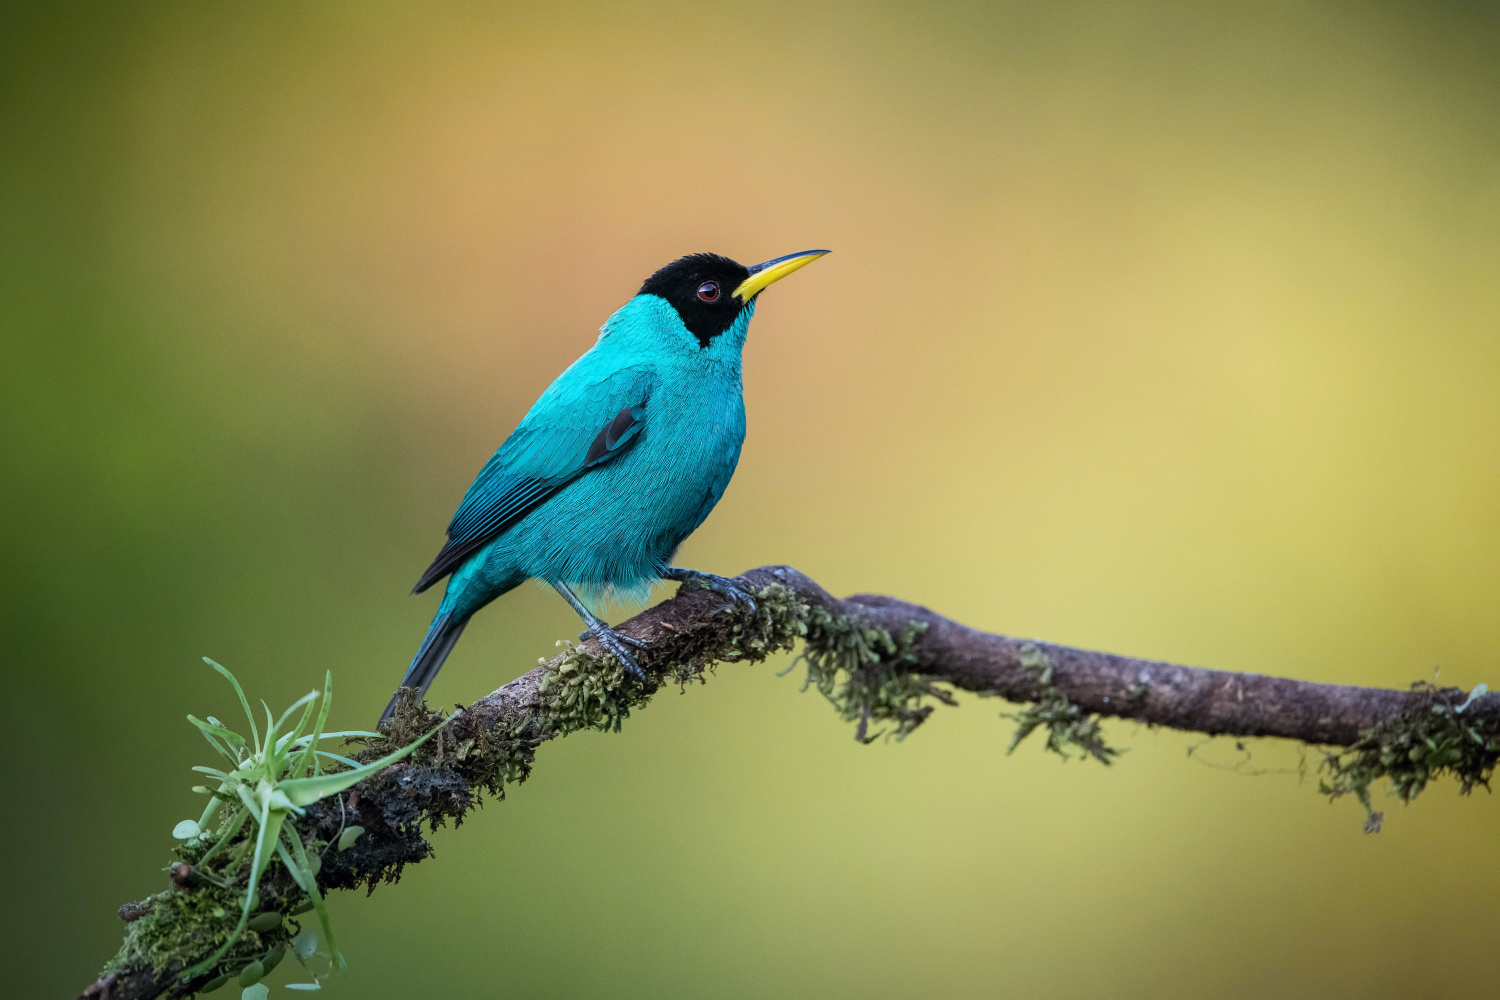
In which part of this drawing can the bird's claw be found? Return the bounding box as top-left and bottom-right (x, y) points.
(669, 569), (757, 615)
(579, 626), (647, 681)
(579, 628), (649, 650)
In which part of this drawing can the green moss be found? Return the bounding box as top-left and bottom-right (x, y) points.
(535, 581), (810, 737)
(1320, 681), (1499, 828)
(535, 640), (648, 735)
(104, 876), (291, 984)
(101, 788), (331, 984)
(378, 689), (535, 813)
(794, 607), (942, 742)
(1003, 643), (1120, 764)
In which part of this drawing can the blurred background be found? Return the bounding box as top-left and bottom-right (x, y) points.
(4, 2), (1499, 997)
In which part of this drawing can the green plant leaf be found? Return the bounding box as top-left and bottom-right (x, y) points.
(194, 789), (231, 833)
(195, 805), (249, 868)
(189, 714), (249, 747)
(190, 723), (240, 765)
(260, 701), (276, 757)
(289, 672), (334, 781)
(238, 961), (266, 987)
(277, 828), (341, 971)
(248, 911), (282, 932)
(298, 730), (381, 742)
(172, 820), (200, 839)
(271, 691), (320, 753)
(336, 825), (364, 851)
(312, 750), (361, 769)
(291, 929), (318, 960)
(204, 657), (259, 750)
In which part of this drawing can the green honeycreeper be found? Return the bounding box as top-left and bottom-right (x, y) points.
(382, 249), (829, 722)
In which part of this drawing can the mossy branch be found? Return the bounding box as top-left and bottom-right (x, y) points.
(79, 565), (1500, 1000)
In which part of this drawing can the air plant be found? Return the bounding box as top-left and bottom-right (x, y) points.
(173, 658), (446, 987)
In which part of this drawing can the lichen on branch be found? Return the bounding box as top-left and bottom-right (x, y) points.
(534, 580), (809, 737)
(792, 607), (945, 742)
(1319, 680), (1499, 829)
(1003, 643), (1122, 764)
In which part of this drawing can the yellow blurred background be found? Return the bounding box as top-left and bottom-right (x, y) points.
(4, 2), (1499, 997)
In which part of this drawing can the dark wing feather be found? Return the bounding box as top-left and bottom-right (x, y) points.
(412, 373), (652, 593)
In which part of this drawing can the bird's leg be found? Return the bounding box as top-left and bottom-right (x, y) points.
(550, 581), (647, 680)
(662, 567), (757, 615)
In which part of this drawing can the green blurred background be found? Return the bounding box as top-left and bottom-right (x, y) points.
(4, 2), (1499, 997)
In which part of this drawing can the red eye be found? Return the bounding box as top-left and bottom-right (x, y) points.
(696, 281), (720, 302)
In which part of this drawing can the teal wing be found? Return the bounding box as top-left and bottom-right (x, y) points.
(412, 368), (655, 593)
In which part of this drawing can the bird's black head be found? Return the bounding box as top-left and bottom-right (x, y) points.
(638, 253), (752, 348)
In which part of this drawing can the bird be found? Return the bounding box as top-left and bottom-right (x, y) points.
(381, 248), (829, 724)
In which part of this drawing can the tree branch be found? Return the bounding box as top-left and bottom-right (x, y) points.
(78, 565), (1499, 1000)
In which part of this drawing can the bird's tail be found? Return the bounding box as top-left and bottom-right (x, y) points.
(380, 610), (470, 726)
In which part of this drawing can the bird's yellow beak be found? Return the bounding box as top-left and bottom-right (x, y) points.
(733, 249), (830, 302)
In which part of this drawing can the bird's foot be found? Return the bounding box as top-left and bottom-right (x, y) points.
(664, 568), (757, 615)
(579, 624), (647, 681)
(579, 626), (648, 650)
